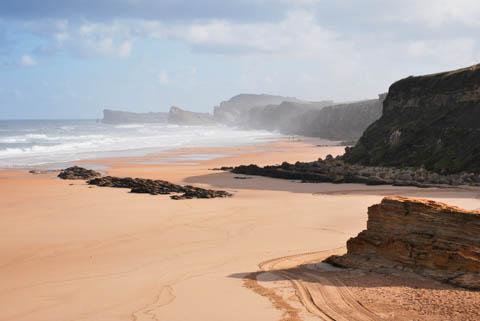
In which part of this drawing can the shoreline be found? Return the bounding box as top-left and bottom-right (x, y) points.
(0, 136), (335, 171)
(1, 138), (480, 321)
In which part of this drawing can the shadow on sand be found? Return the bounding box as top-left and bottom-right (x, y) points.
(184, 171), (478, 199)
(228, 264), (476, 292)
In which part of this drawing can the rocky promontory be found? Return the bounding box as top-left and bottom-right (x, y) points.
(344, 64), (480, 174)
(213, 94), (303, 125)
(102, 109), (168, 124)
(167, 106), (216, 126)
(325, 196), (480, 289)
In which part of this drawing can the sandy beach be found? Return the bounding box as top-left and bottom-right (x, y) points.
(1, 138), (480, 321)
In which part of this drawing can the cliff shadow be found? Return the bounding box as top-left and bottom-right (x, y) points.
(229, 265), (476, 292)
(184, 171), (478, 198)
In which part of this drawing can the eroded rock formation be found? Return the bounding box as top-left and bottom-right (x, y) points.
(326, 196), (480, 289)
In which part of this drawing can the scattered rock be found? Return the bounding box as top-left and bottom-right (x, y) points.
(58, 166), (101, 180)
(325, 196), (480, 289)
(87, 175), (232, 200)
(170, 186), (232, 200)
(210, 166), (234, 171)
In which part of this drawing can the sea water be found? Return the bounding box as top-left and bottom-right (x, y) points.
(0, 120), (279, 168)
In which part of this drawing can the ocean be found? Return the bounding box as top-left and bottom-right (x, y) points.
(0, 120), (279, 168)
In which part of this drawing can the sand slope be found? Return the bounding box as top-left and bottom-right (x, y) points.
(1, 140), (479, 321)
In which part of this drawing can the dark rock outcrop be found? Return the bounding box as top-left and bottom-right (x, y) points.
(167, 106), (216, 126)
(326, 196), (480, 289)
(344, 64), (480, 174)
(58, 166), (101, 180)
(57, 166), (231, 200)
(102, 109), (168, 124)
(87, 176), (232, 199)
(229, 155), (480, 187)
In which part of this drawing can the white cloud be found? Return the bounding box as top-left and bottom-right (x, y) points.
(157, 70), (170, 84)
(25, 19), (133, 59)
(386, 0), (480, 27)
(20, 54), (36, 66)
(407, 38), (477, 66)
(134, 10), (349, 58)
(94, 38), (132, 58)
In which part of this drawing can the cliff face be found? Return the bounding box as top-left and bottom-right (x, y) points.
(213, 93), (383, 141)
(344, 64), (480, 173)
(326, 196), (480, 289)
(102, 109), (168, 124)
(167, 106), (216, 126)
(240, 96), (383, 141)
(241, 100), (332, 131)
(213, 94), (304, 125)
(292, 97), (384, 140)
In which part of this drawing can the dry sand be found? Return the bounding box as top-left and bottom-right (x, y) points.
(1, 139), (480, 321)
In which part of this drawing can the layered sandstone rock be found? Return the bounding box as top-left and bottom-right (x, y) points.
(326, 196), (480, 289)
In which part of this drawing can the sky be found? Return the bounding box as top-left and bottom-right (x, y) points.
(1, 0), (480, 119)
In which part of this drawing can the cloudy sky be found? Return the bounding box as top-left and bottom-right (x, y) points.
(1, 0), (479, 119)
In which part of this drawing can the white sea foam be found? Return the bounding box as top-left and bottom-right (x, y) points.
(0, 120), (279, 168)
(114, 124), (147, 129)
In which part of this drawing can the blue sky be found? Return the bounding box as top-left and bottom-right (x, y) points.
(1, 0), (480, 119)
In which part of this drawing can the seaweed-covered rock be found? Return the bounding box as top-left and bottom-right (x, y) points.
(58, 166), (101, 180)
(87, 176), (232, 200)
(229, 155), (480, 187)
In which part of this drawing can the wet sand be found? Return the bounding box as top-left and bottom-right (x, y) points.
(1, 139), (479, 321)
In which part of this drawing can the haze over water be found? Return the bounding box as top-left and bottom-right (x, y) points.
(0, 120), (279, 168)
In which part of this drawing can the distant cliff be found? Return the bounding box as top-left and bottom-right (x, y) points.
(213, 94), (304, 125)
(167, 106), (216, 126)
(243, 97), (384, 141)
(213, 93), (384, 141)
(344, 64), (480, 173)
(102, 109), (168, 124)
(326, 196), (480, 289)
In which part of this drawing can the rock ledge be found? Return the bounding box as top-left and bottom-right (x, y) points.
(326, 196), (480, 289)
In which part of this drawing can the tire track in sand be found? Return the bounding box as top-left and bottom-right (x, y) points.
(246, 249), (383, 321)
